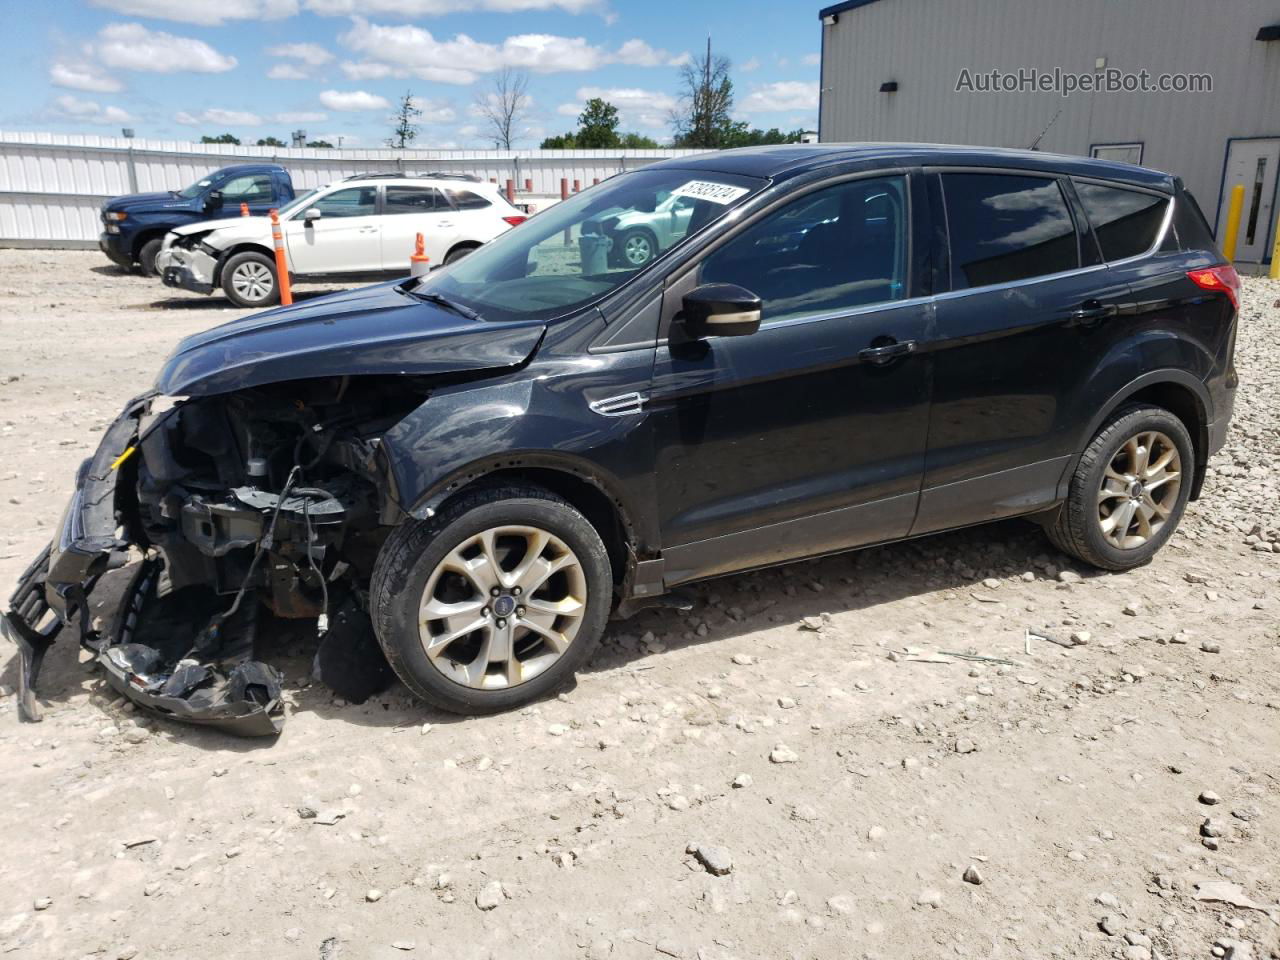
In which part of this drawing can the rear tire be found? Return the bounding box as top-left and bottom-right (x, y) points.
(221, 251), (279, 308)
(1046, 404), (1194, 571)
(370, 485), (611, 715)
(617, 228), (656, 267)
(444, 245), (477, 265)
(137, 237), (163, 277)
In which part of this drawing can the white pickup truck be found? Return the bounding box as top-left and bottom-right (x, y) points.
(157, 173), (526, 307)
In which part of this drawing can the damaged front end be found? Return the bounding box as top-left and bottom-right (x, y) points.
(157, 231), (217, 295)
(3, 377), (423, 736)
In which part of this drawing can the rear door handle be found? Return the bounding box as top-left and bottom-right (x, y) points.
(858, 339), (916, 364)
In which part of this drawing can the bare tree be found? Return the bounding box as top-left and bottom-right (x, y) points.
(386, 90), (423, 149)
(670, 38), (734, 148)
(474, 68), (531, 149)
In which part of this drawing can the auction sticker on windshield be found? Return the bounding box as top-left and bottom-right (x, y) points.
(670, 180), (751, 205)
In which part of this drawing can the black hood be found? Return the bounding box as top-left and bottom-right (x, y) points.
(154, 282), (546, 397)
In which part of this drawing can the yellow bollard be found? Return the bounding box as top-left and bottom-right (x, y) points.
(1270, 208), (1280, 279)
(1221, 184), (1245, 263)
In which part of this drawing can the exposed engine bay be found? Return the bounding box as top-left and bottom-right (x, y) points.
(3, 376), (432, 736)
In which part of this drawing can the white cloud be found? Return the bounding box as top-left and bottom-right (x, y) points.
(307, 0), (601, 14)
(268, 63), (310, 80)
(409, 96), (456, 124)
(741, 57), (761, 73)
(613, 39), (687, 67)
(53, 94), (133, 125)
(94, 23), (238, 73)
(558, 86), (676, 129)
(740, 81), (820, 113)
(89, 0), (297, 26)
(337, 17), (683, 82)
(49, 60), (123, 93)
(802, 52), (821, 66)
(319, 89), (391, 111)
(175, 108), (264, 126)
(275, 111), (328, 123)
(267, 42), (334, 65)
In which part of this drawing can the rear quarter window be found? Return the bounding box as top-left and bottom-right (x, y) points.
(941, 173), (1079, 290)
(448, 190), (492, 210)
(1074, 181), (1169, 261)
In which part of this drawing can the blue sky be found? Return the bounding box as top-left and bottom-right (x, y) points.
(5, 0), (823, 147)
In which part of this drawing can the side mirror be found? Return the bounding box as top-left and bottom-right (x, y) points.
(303, 207), (322, 223)
(680, 283), (762, 338)
(204, 190), (223, 210)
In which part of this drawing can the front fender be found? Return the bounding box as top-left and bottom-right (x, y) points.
(379, 350), (659, 551)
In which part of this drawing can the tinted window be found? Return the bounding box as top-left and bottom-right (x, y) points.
(1170, 189), (1219, 255)
(220, 174), (274, 202)
(448, 190), (492, 210)
(312, 187), (376, 218)
(385, 186), (447, 214)
(942, 173), (1078, 289)
(1075, 182), (1168, 261)
(699, 176), (908, 325)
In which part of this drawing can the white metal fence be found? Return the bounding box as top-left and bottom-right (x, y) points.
(0, 131), (709, 247)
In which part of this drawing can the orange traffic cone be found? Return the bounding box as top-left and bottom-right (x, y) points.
(410, 233), (430, 278)
(269, 209), (293, 306)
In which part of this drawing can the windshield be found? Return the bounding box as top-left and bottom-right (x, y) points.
(414, 168), (766, 323)
(279, 188), (319, 218)
(176, 175), (217, 199)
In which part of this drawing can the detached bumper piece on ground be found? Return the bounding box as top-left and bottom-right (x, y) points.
(2, 391), (394, 737)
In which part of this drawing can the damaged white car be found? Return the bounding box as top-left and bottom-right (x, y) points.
(156, 173), (526, 307)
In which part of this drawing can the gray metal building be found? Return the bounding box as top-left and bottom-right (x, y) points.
(817, 0), (1280, 265)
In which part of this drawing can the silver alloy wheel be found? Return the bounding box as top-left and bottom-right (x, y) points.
(1097, 430), (1182, 549)
(623, 233), (653, 265)
(417, 525), (587, 689)
(230, 261), (274, 302)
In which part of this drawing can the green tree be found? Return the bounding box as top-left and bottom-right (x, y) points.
(618, 132), (661, 148)
(386, 91), (422, 149)
(575, 97), (621, 148)
(200, 133), (241, 145)
(306, 139), (334, 148)
(255, 136), (287, 147)
(719, 124), (806, 147)
(539, 132), (578, 148)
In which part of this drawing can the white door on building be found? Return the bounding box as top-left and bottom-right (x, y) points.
(1216, 139), (1280, 263)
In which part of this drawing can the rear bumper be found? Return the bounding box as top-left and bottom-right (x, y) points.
(99, 231), (132, 267)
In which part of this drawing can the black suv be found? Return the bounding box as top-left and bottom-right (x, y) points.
(5, 144), (1239, 734)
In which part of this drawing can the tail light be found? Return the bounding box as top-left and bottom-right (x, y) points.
(502, 215), (527, 227)
(1187, 264), (1240, 311)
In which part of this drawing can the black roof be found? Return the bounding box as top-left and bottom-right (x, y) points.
(646, 143), (1176, 192)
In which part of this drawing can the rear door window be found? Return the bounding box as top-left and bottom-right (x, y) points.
(941, 173), (1079, 289)
(385, 186), (448, 214)
(220, 174), (275, 203)
(1074, 181), (1169, 261)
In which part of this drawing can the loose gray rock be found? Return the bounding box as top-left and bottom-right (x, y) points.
(1201, 640), (1222, 654)
(915, 888), (942, 908)
(962, 864), (983, 885)
(955, 738), (977, 754)
(769, 743), (799, 764)
(731, 773), (753, 789)
(365, 888), (383, 902)
(475, 880), (505, 910)
(1200, 790), (1222, 805)
(1099, 914), (1123, 936)
(692, 844), (733, 876)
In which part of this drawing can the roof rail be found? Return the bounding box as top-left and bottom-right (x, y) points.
(341, 172), (484, 183)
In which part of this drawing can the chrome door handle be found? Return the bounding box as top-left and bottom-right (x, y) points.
(858, 339), (916, 364)
(1065, 300), (1117, 324)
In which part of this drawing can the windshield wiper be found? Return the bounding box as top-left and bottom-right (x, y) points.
(411, 290), (483, 322)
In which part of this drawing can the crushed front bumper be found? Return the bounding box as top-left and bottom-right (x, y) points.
(2, 397), (286, 736)
(158, 244), (216, 295)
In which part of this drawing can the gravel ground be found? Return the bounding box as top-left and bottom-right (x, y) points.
(0, 250), (1277, 960)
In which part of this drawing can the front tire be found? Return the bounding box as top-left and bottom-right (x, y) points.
(137, 237), (163, 277)
(1047, 404), (1194, 571)
(370, 485), (611, 715)
(221, 251), (279, 308)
